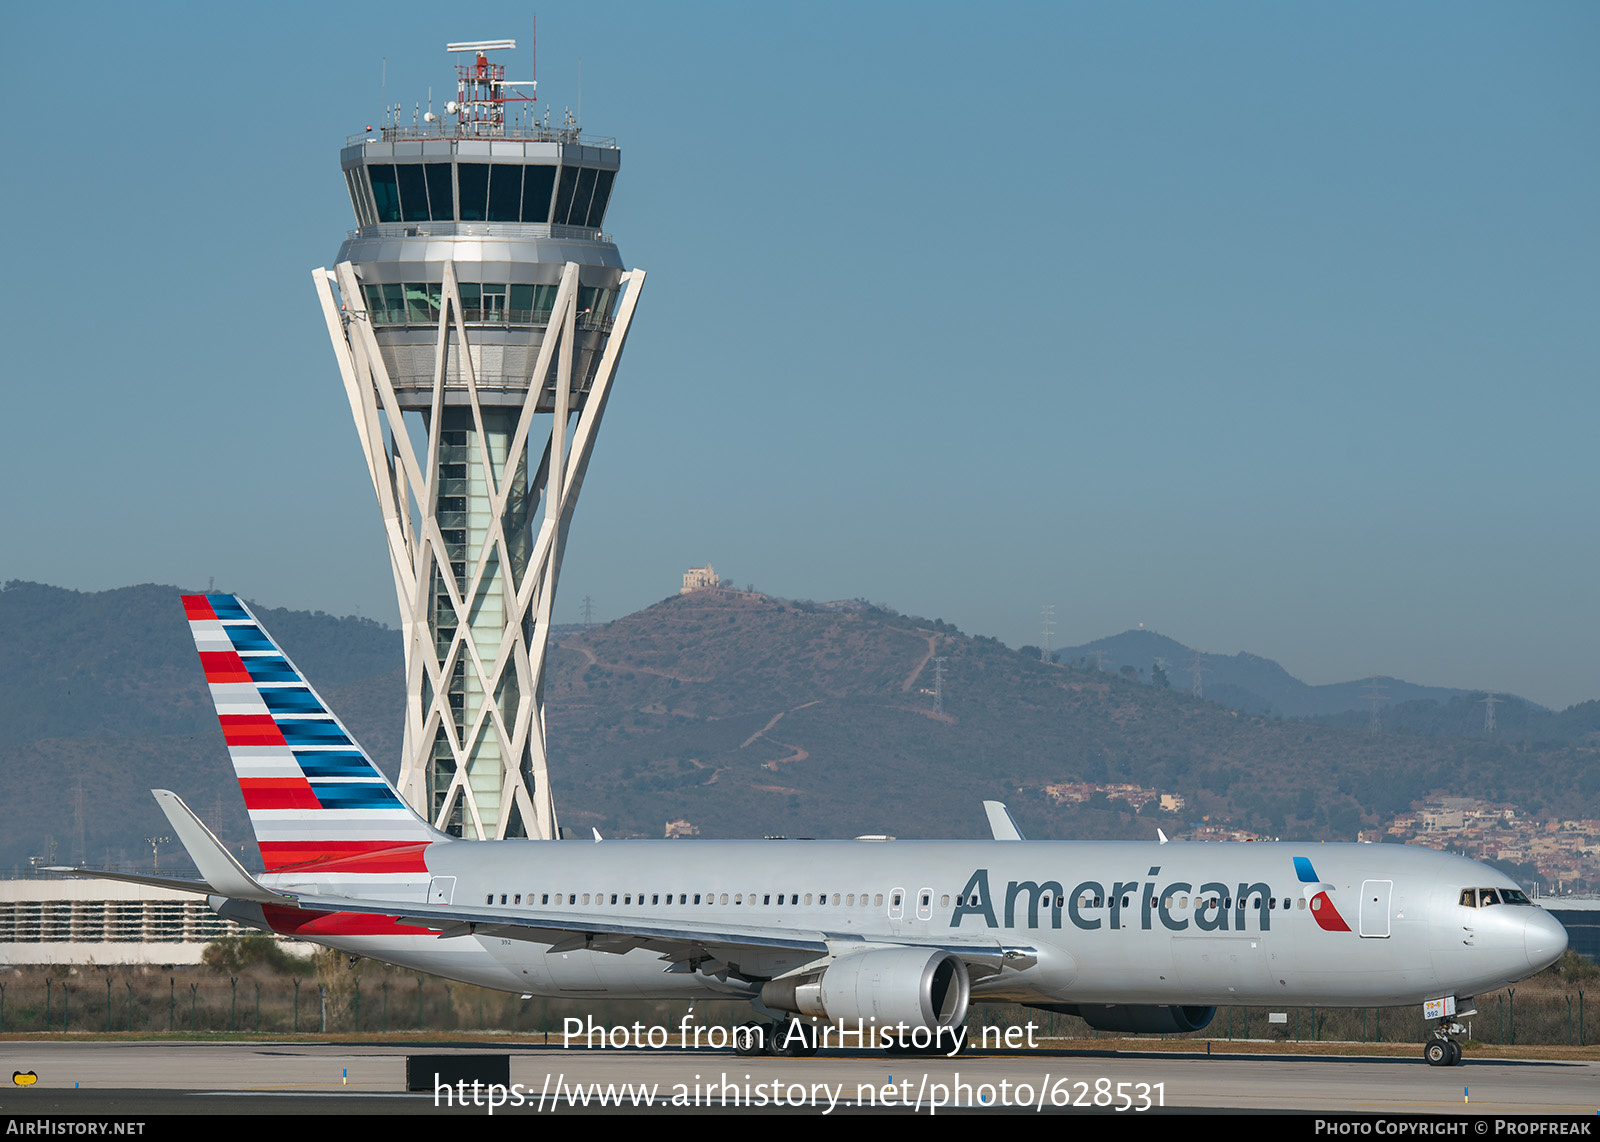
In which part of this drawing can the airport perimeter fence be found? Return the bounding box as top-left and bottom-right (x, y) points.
(0, 963), (1591, 1048)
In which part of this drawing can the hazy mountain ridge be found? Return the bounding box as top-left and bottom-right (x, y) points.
(0, 582), (402, 872)
(543, 592), (1600, 848)
(1051, 627), (1530, 718)
(2, 581), (1594, 876)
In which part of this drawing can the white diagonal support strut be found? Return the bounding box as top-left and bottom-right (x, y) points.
(313, 261), (646, 839)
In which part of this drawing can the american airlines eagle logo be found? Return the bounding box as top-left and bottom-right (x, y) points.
(1294, 856), (1351, 932)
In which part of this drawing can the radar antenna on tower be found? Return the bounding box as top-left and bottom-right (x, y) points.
(446, 36), (537, 136)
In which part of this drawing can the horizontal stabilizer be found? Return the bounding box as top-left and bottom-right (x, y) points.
(151, 789), (294, 905)
(43, 868), (219, 896)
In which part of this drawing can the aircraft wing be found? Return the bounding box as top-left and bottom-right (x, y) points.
(101, 788), (1037, 979)
(284, 889), (1039, 976)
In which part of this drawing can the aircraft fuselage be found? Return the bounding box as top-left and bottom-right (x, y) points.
(233, 837), (1564, 1010)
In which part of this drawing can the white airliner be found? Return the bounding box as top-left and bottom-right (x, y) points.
(63, 595), (1567, 1065)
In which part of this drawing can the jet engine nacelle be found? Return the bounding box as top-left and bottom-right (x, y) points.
(1052, 1003), (1217, 1034)
(762, 947), (971, 1031)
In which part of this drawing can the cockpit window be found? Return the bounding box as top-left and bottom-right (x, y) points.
(1460, 886), (1531, 907)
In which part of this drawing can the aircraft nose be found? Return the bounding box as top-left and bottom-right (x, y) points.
(1525, 909), (1568, 972)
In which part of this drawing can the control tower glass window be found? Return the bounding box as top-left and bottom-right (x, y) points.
(458, 164), (490, 221)
(488, 165), (522, 223)
(567, 168), (598, 226)
(369, 164), (402, 223)
(509, 284), (534, 322)
(553, 166), (580, 226)
(522, 166), (556, 223)
(425, 164), (454, 221)
(343, 169), (371, 227)
(584, 169), (616, 229)
(405, 283), (440, 324)
(397, 165), (430, 223)
(481, 284), (507, 321)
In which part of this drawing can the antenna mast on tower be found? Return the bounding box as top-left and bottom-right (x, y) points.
(445, 38), (537, 136)
(1363, 675), (1388, 735)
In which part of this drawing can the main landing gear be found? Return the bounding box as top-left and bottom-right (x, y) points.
(732, 1019), (818, 1058)
(1424, 1025), (1464, 1066)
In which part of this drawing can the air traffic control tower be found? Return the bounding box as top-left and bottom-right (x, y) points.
(313, 40), (644, 840)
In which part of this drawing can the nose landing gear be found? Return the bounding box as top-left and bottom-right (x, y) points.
(1424, 1024), (1465, 1066)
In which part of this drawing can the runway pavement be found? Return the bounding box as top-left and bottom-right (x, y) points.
(1, 1041), (1595, 1115)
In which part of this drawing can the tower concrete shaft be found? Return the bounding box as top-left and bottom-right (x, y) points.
(313, 46), (643, 839)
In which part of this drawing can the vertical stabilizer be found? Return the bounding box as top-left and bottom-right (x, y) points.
(182, 594), (444, 874)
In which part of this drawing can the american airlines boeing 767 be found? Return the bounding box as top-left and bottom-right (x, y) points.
(61, 595), (1567, 1064)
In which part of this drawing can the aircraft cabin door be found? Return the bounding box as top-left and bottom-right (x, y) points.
(1358, 879), (1392, 938)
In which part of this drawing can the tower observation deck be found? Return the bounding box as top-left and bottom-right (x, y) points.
(313, 40), (646, 840)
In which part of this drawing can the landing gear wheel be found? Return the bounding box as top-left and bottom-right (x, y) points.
(1424, 1040), (1450, 1066)
(732, 1021), (766, 1057)
(1445, 1039), (1462, 1066)
(771, 1019), (817, 1058)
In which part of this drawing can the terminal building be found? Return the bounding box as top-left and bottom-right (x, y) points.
(1541, 898), (1600, 962)
(0, 879), (255, 966)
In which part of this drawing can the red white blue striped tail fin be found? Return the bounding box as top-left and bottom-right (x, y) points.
(182, 594), (443, 877)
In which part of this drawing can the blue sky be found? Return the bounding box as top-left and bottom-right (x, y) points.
(2, 3), (1596, 707)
